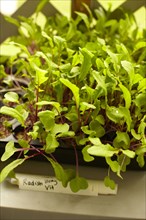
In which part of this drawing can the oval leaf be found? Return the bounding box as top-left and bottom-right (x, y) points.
(0, 106), (25, 126)
(70, 176), (88, 192)
(1, 141), (17, 161)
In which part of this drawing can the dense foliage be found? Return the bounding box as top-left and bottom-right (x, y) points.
(0, 4), (146, 191)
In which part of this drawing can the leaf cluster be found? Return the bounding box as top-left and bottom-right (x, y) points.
(0, 5), (146, 191)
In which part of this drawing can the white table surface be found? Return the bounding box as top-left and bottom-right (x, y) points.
(0, 159), (146, 220)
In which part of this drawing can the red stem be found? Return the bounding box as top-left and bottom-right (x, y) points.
(73, 143), (79, 176)
(35, 88), (39, 121)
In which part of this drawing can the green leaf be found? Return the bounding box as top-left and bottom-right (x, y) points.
(38, 110), (55, 131)
(81, 126), (96, 135)
(92, 71), (106, 95)
(89, 137), (101, 145)
(45, 133), (59, 153)
(87, 144), (118, 157)
(28, 124), (39, 140)
(80, 102), (96, 114)
(42, 31), (54, 47)
(0, 65), (7, 79)
(136, 154), (145, 167)
(18, 139), (30, 154)
(118, 154), (131, 172)
(75, 12), (90, 29)
(36, 51), (58, 69)
(70, 176), (88, 192)
(104, 176), (116, 190)
(138, 116), (146, 137)
(60, 78), (80, 108)
(82, 145), (94, 162)
(37, 101), (61, 113)
(4, 15), (19, 27)
(32, 63), (48, 87)
(131, 129), (141, 140)
(106, 106), (132, 131)
(57, 131), (75, 138)
(121, 149), (135, 158)
(106, 157), (121, 176)
(46, 157), (75, 187)
(106, 106), (123, 123)
(132, 74), (143, 85)
(134, 41), (146, 53)
(54, 36), (66, 47)
(4, 92), (19, 103)
(121, 60), (134, 86)
(51, 123), (69, 135)
(119, 84), (131, 109)
(113, 131), (130, 149)
(138, 78), (146, 92)
(119, 107), (132, 131)
(133, 93), (146, 109)
(135, 145), (146, 155)
(0, 159), (25, 183)
(9, 42), (30, 56)
(35, 0), (49, 13)
(79, 48), (94, 80)
(89, 120), (105, 138)
(0, 106), (25, 126)
(1, 141), (17, 161)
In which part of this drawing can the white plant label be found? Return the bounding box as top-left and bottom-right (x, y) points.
(10, 173), (118, 196)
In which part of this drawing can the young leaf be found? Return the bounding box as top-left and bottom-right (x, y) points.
(32, 63), (48, 87)
(106, 106), (132, 131)
(89, 120), (105, 137)
(133, 41), (146, 53)
(9, 42), (30, 56)
(54, 36), (66, 46)
(1, 141), (17, 161)
(37, 101), (61, 113)
(104, 176), (116, 190)
(35, 0), (49, 13)
(106, 106), (123, 123)
(79, 48), (94, 80)
(131, 129), (141, 140)
(0, 106), (25, 126)
(121, 60), (134, 86)
(42, 31), (54, 47)
(45, 133), (59, 153)
(4, 92), (19, 103)
(4, 16), (19, 27)
(70, 176), (88, 192)
(118, 154), (131, 172)
(75, 12), (90, 29)
(60, 78), (80, 108)
(0, 159), (25, 183)
(81, 125), (96, 135)
(113, 131), (130, 149)
(82, 145), (95, 162)
(57, 131), (75, 138)
(121, 149), (135, 158)
(119, 107), (132, 131)
(38, 110), (55, 131)
(106, 157), (121, 175)
(138, 78), (146, 92)
(119, 84), (131, 109)
(18, 139), (30, 154)
(80, 102), (96, 114)
(51, 123), (69, 135)
(46, 157), (75, 187)
(0, 65), (7, 79)
(87, 144), (118, 157)
(136, 154), (145, 167)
